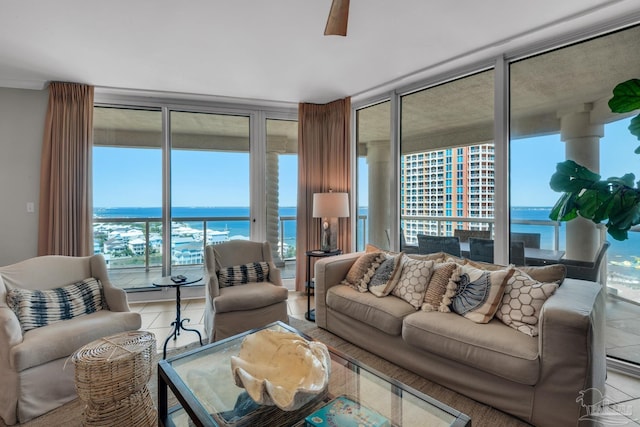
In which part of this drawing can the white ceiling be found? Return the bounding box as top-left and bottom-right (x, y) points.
(1, 0), (639, 105)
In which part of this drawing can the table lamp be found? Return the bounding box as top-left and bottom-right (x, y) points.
(313, 191), (349, 252)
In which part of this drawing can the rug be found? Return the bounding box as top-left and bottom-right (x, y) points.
(2, 317), (531, 426)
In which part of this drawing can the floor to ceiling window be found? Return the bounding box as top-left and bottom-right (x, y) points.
(92, 101), (297, 294)
(509, 24), (640, 365)
(356, 100), (391, 251)
(93, 106), (164, 279)
(399, 70), (495, 249)
(170, 111), (250, 266)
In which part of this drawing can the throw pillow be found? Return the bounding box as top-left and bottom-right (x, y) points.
(218, 262), (270, 287)
(421, 262), (459, 312)
(6, 278), (105, 332)
(369, 252), (404, 297)
(496, 270), (559, 336)
(450, 264), (515, 323)
(341, 252), (386, 292)
(392, 257), (434, 309)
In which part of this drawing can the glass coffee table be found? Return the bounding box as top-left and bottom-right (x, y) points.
(158, 321), (471, 427)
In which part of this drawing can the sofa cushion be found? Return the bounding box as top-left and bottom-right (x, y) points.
(368, 252), (404, 297)
(496, 270), (559, 337)
(218, 262), (270, 287)
(392, 257), (434, 309)
(6, 278), (105, 332)
(327, 285), (415, 336)
(450, 264), (514, 323)
(403, 310), (540, 385)
(214, 282), (288, 313)
(341, 252), (386, 292)
(10, 310), (142, 372)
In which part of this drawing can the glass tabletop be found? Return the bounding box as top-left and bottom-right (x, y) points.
(158, 321), (470, 427)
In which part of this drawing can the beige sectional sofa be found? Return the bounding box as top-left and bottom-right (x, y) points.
(314, 251), (606, 427)
(0, 255), (142, 425)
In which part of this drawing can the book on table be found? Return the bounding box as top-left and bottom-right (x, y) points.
(304, 395), (391, 427)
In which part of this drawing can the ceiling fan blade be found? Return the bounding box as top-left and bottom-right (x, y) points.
(324, 0), (350, 36)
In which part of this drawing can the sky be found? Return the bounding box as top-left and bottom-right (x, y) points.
(93, 117), (638, 209)
(511, 117), (638, 206)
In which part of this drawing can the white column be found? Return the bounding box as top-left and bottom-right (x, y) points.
(559, 104), (603, 261)
(266, 149), (284, 266)
(366, 140), (391, 249)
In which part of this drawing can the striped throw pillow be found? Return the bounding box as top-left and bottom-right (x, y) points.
(218, 262), (270, 287)
(6, 278), (105, 332)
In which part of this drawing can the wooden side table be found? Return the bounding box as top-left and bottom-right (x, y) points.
(305, 249), (342, 322)
(153, 276), (204, 358)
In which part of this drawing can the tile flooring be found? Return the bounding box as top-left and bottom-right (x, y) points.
(129, 291), (310, 354)
(132, 292), (640, 425)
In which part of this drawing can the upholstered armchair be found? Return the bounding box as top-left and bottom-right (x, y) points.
(0, 254), (141, 425)
(204, 240), (289, 342)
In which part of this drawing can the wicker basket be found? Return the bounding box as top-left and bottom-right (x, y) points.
(71, 331), (157, 427)
(72, 331), (156, 405)
(83, 386), (157, 427)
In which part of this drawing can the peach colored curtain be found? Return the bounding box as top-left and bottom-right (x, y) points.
(295, 97), (352, 291)
(38, 82), (94, 256)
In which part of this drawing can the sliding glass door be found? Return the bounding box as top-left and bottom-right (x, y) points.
(93, 103), (297, 296)
(170, 111), (250, 267)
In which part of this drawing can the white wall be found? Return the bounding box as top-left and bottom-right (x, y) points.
(0, 87), (48, 266)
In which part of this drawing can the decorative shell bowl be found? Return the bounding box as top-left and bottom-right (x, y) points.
(230, 329), (331, 411)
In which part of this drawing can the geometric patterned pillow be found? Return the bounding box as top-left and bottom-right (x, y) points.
(392, 257), (435, 309)
(496, 270), (559, 336)
(450, 264), (515, 323)
(218, 262), (270, 287)
(6, 278), (104, 332)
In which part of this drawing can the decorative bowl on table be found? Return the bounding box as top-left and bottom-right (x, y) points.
(230, 329), (331, 411)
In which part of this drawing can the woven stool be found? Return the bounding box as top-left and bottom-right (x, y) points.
(72, 331), (157, 427)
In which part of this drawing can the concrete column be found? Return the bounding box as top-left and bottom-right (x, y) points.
(266, 149), (284, 266)
(366, 140), (391, 250)
(559, 104), (604, 261)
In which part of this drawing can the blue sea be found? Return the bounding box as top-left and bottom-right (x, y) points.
(94, 206), (639, 267)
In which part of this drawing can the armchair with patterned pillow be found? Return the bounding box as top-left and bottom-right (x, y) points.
(204, 240), (289, 343)
(0, 254), (141, 425)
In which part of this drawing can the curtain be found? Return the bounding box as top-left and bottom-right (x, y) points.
(38, 82), (94, 256)
(295, 97), (352, 291)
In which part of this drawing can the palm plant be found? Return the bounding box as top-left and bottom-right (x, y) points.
(549, 79), (640, 241)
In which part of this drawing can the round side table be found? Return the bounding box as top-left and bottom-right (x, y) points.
(153, 276), (204, 358)
(72, 331), (157, 427)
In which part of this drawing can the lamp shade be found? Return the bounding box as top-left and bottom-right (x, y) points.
(313, 193), (349, 218)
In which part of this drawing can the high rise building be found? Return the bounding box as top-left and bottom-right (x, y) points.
(401, 144), (495, 246)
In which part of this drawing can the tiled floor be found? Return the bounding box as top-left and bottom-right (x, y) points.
(129, 291), (310, 354)
(132, 292), (640, 425)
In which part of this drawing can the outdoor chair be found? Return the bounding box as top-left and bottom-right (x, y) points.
(560, 241), (610, 282)
(417, 235), (461, 257)
(511, 232), (541, 249)
(204, 240), (289, 342)
(453, 229), (491, 243)
(468, 238), (526, 266)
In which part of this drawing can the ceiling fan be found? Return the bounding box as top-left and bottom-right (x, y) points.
(324, 0), (350, 36)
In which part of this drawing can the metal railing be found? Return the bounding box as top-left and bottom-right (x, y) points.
(96, 214), (564, 272)
(94, 216), (250, 271)
(400, 215), (562, 251)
